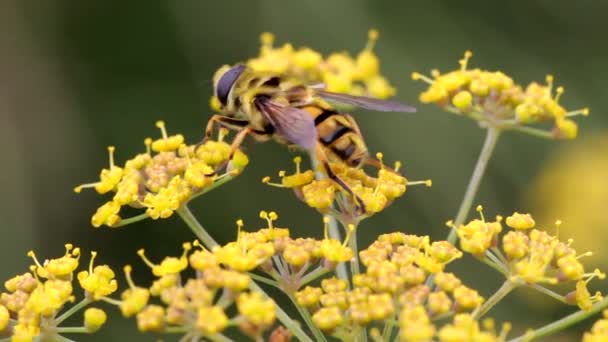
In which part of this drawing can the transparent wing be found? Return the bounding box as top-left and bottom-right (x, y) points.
(317, 90), (416, 113)
(256, 98), (318, 150)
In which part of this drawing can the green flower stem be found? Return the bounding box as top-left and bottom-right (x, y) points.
(300, 267), (331, 286)
(349, 226), (361, 277)
(508, 296), (608, 342)
(47, 335), (77, 342)
(381, 312), (397, 341)
(249, 282), (314, 342)
(529, 284), (568, 304)
(510, 125), (554, 139)
(447, 127), (501, 245)
(211, 333), (235, 342)
(188, 173), (237, 202)
(177, 205), (219, 249)
(165, 326), (191, 333)
(309, 151), (349, 284)
(111, 213), (149, 228)
(249, 273), (282, 290)
(54, 298), (92, 325)
(472, 280), (516, 320)
(176, 205), (314, 342)
(55, 327), (88, 334)
(287, 294), (328, 342)
(479, 257), (508, 277)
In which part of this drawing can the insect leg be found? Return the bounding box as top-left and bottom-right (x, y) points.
(204, 115), (250, 140)
(315, 145), (367, 214)
(226, 127), (271, 160)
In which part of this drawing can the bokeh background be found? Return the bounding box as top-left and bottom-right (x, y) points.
(1, 1), (607, 340)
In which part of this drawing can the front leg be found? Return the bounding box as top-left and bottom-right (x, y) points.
(204, 114), (250, 141)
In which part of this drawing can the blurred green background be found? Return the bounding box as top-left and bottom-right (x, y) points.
(1, 0), (607, 340)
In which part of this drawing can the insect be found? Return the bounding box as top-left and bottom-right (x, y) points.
(207, 64), (416, 210)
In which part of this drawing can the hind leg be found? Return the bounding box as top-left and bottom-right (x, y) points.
(315, 145), (366, 214)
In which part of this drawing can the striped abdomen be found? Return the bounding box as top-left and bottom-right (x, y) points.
(304, 105), (368, 167)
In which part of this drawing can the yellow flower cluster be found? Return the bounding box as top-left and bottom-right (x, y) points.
(295, 232), (488, 339)
(434, 314), (511, 342)
(399, 308), (511, 342)
(75, 121), (248, 227)
(0, 245), (114, 341)
(413, 51), (588, 139)
(264, 155), (430, 219)
(247, 29), (395, 99)
(583, 309), (608, 342)
(452, 207), (605, 311)
(213, 211), (354, 290)
(115, 242), (276, 340)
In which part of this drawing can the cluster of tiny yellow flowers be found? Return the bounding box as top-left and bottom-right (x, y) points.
(413, 51), (588, 139)
(216, 211), (356, 291)
(248, 29), (395, 99)
(264, 154), (430, 218)
(583, 309), (608, 342)
(0, 245), (115, 342)
(74, 121), (248, 228)
(108, 242), (276, 341)
(291, 232), (493, 340)
(451, 207), (605, 312)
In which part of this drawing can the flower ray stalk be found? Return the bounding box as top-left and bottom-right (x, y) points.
(508, 296), (608, 342)
(54, 298), (92, 325)
(472, 280), (516, 319)
(176, 204), (314, 342)
(287, 293), (328, 342)
(447, 127), (501, 245)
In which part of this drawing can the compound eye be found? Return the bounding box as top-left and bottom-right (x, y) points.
(216, 64), (246, 106)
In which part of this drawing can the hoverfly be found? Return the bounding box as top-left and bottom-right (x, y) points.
(207, 64), (415, 210)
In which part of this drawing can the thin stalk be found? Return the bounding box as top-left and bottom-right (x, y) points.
(176, 205), (218, 249)
(249, 282), (314, 342)
(382, 311), (397, 341)
(529, 284), (568, 304)
(447, 127), (501, 245)
(508, 296), (608, 342)
(111, 213), (149, 228)
(249, 273), (282, 290)
(300, 267), (331, 286)
(210, 334), (235, 342)
(188, 174), (237, 202)
(177, 205), (313, 342)
(287, 294), (328, 342)
(510, 125), (554, 139)
(472, 280), (516, 319)
(309, 151), (349, 283)
(55, 327), (88, 334)
(54, 298), (91, 325)
(479, 257), (509, 277)
(349, 226), (361, 277)
(47, 335), (76, 342)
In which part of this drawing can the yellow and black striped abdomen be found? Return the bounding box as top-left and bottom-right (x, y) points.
(303, 105), (369, 167)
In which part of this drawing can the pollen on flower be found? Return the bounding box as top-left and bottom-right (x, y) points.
(0, 246), (122, 341)
(413, 51), (588, 140)
(76, 121), (247, 228)
(84, 307), (107, 332)
(77, 252), (118, 300)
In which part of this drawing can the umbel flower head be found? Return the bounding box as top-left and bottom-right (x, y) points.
(209, 28), (395, 112)
(0, 245), (114, 341)
(413, 51), (588, 139)
(297, 232), (484, 339)
(263, 154), (430, 221)
(452, 206), (606, 312)
(75, 121), (248, 228)
(107, 241), (277, 340)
